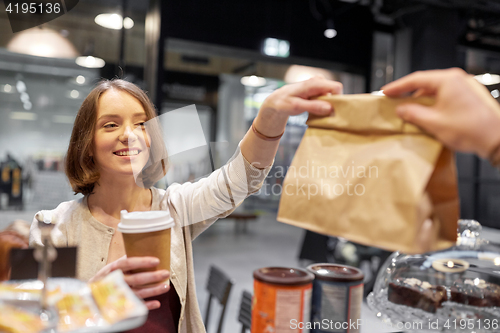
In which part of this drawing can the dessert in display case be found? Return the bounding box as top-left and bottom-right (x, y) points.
(367, 220), (500, 332)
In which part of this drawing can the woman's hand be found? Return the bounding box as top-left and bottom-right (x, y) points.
(262, 76), (343, 116)
(0, 231), (29, 281)
(382, 68), (500, 158)
(89, 256), (170, 310)
(256, 77), (343, 135)
(241, 77), (343, 169)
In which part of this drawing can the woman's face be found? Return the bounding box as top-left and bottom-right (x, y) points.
(92, 89), (151, 181)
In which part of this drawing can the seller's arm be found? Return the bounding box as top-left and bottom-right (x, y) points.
(240, 77), (343, 169)
(382, 68), (500, 160)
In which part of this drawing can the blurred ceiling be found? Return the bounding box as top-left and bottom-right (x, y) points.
(373, 0), (500, 51)
(71, 0), (500, 52)
(3, 0), (500, 76)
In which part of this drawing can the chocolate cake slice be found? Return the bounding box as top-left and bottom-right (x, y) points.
(388, 278), (448, 313)
(450, 279), (500, 308)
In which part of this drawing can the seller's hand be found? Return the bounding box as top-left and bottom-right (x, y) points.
(382, 68), (500, 158)
(0, 230), (29, 281)
(89, 256), (170, 310)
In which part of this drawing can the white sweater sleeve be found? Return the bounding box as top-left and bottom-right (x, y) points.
(164, 145), (272, 240)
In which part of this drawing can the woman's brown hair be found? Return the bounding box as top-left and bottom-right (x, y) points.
(65, 79), (168, 195)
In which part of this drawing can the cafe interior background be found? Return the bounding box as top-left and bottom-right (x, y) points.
(1, 0), (500, 331)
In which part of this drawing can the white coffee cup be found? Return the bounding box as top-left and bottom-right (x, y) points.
(118, 210), (175, 283)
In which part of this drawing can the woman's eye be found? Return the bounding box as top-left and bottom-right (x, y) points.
(137, 122), (146, 127)
(104, 123), (117, 128)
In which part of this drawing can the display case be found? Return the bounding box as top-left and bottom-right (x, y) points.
(368, 220), (500, 332)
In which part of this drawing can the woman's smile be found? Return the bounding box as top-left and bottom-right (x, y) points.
(113, 148), (143, 157)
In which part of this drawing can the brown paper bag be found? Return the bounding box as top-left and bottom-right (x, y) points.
(277, 94), (459, 254)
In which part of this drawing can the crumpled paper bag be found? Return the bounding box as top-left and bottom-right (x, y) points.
(277, 94), (459, 254)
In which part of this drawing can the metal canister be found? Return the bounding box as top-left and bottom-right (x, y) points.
(252, 267), (314, 333)
(307, 264), (364, 333)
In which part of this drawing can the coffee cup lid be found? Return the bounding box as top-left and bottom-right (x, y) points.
(118, 210), (175, 233)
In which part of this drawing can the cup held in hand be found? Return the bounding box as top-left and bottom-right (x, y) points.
(118, 211), (175, 283)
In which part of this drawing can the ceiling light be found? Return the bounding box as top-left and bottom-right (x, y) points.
(263, 38), (290, 58)
(7, 28), (78, 58)
(20, 92), (29, 103)
(95, 13), (134, 30)
(70, 90), (80, 99)
(16, 81), (26, 93)
(241, 75), (267, 87)
(324, 18), (337, 39)
(10, 111), (37, 121)
(76, 56), (105, 68)
(2, 84), (13, 93)
(284, 65), (335, 83)
(492, 89), (500, 99)
(76, 75), (86, 84)
(474, 73), (500, 85)
(263, 38), (279, 56)
(53, 115), (75, 124)
(324, 28), (337, 38)
(123, 17), (134, 29)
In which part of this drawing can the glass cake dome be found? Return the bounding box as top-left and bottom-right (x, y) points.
(367, 220), (500, 332)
